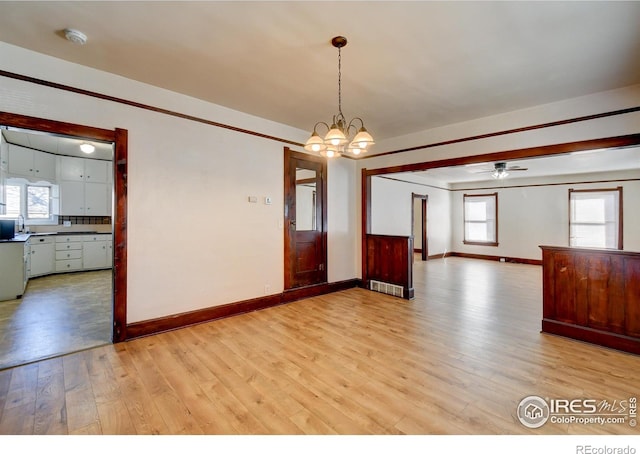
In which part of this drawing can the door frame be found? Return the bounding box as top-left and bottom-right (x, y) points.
(0, 111), (128, 342)
(412, 193), (428, 261)
(283, 147), (327, 290)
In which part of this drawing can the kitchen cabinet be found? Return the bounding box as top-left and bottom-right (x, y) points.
(59, 179), (110, 216)
(7, 144), (56, 181)
(55, 235), (83, 272)
(83, 234), (111, 269)
(59, 156), (111, 216)
(29, 236), (55, 277)
(59, 156), (109, 183)
(0, 242), (27, 301)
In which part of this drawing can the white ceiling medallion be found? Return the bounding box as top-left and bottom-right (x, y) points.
(64, 28), (88, 45)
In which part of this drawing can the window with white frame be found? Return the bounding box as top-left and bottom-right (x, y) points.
(569, 187), (622, 249)
(2, 179), (57, 225)
(463, 193), (498, 246)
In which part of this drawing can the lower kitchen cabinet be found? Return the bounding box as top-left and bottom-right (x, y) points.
(29, 236), (55, 277)
(83, 234), (111, 269)
(0, 242), (27, 301)
(55, 235), (83, 272)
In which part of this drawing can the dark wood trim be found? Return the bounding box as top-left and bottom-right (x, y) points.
(112, 128), (128, 342)
(542, 320), (640, 356)
(126, 279), (361, 339)
(462, 192), (498, 247)
(453, 178), (639, 192)
(361, 168), (371, 287)
(568, 186), (624, 250)
(282, 279), (360, 303)
(363, 133), (640, 176)
(283, 147), (328, 290)
(449, 251), (542, 266)
(360, 106), (640, 160)
(377, 173), (639, 193)
(295, 177), (316, 185)
(0, 69), (303, 148)
(0, 111), (127, 343)
(411, 193), (428, 261)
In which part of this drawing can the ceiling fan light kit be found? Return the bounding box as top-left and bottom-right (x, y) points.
(304, 36), (374, 158)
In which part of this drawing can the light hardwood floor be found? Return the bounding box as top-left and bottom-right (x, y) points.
(0, 257), (638, 435)
(0, 270), (112, 370)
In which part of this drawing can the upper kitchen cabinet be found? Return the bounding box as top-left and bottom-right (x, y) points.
(59, 156), (112, 216)
(59, 155), (109, 184)
(7, 144), (56, 181)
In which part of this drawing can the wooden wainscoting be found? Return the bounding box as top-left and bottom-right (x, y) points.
(366, 234), (414, 299)
(540, 245), (640, 355)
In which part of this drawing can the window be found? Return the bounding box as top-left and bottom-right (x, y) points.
(1, 179), (57, 225)
(5, 184), (21, 217)
(569, 187), (622, 249)
(463, 193), (498, 246)
(27, 185), (51, 219)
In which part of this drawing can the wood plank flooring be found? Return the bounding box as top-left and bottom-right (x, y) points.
(0, 257), (639, 435)
(0, 270), (112, 370)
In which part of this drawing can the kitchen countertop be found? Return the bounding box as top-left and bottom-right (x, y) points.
(0, 231), (110, 243)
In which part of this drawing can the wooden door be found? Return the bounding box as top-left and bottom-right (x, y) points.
(284, 147), (327, 289)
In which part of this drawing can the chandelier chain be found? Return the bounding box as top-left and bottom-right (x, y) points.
(337, 46), (342, 117)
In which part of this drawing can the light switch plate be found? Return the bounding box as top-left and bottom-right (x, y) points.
(63, 221), (72, 227)
(248, 196), (258, 203)
(264, 197), (272, 205)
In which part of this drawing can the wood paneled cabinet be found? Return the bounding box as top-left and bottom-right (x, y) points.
(540, 245), (640, 355)
(366, 234), (414, 300)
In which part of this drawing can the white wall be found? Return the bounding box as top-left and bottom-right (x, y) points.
(370, 174), (451, 256)
(451, 170), (640, 260)
(0, 42), (358, 323)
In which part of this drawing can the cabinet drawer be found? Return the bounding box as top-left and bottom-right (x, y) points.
(55, 242), (83, 251)
(55, 259), (82, 272)
(55, 235), (83, 243)
(82, 234), (112, 242)
(56, 250), (82, 260)
(28, 236), (55, 245)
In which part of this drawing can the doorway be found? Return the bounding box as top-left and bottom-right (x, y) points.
(0, 111), (128, 359)
(412, 193), (428, 261)
(284, 147), (327, 289)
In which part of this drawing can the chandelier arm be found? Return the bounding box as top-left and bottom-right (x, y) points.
(345, 117), (366, 136)
(312, 121), (331, 134)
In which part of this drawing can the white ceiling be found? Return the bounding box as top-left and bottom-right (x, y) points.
(1, 128), (113, 160)
(1, 1), (640, 147)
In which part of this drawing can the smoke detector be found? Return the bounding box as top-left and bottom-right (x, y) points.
(64, 28), (87, 45)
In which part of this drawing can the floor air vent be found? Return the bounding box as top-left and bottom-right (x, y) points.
(370, 280), (404, 298)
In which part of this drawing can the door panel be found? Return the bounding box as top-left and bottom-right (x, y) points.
(284, 147), (327, 289)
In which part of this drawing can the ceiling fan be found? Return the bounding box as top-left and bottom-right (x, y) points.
(471, 162), (528, 179)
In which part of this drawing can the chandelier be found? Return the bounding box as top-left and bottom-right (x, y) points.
(304, 36), (374, 158)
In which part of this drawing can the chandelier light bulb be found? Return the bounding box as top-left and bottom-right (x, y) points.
(352, 148), (362, 155)
(326, 149), (335, 158)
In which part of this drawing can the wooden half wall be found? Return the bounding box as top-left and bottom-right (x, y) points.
(540, 245), (640, 355)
